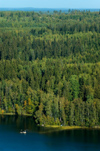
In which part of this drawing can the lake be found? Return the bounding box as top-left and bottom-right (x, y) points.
(0, 115), (100, 151)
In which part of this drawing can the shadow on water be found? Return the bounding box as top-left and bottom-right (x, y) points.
(0, 115), (39, 132)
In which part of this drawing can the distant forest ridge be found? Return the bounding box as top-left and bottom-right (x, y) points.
(0, 8), (100, 12)
(1, 10), (100, 127)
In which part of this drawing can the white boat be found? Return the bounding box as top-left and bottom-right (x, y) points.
(20, 130), (26, 134)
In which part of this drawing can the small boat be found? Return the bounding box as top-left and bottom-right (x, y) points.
(20, 130), (26, 134)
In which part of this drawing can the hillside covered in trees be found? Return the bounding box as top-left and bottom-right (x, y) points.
(0, 10), (100, 127)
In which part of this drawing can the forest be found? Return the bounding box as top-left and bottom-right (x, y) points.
(0, 10), (100, 127)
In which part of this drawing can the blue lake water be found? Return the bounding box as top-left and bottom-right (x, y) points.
(0, 115), (100, 151)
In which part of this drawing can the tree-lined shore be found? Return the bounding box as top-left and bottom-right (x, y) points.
(0, 10), (100, 127)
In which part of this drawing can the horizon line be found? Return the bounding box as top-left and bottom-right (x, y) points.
(0, 7), (100, 9)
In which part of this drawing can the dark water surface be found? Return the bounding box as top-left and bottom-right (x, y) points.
(0, 115), (100, 151)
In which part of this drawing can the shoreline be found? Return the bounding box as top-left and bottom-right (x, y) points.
(1, 113), (100, 130)
(0, 113), (32, 116)
(38, 125), (100, 134)
(43, 125), (100, 131)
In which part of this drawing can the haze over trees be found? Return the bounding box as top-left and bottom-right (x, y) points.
(0, 10), (100, 127)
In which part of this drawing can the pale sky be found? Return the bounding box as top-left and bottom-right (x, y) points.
(0, 0), (100, 8)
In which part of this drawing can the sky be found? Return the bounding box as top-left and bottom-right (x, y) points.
(0, 0), (100, 8)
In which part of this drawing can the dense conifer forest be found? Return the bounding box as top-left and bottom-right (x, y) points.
(0, 10), (100, 127)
